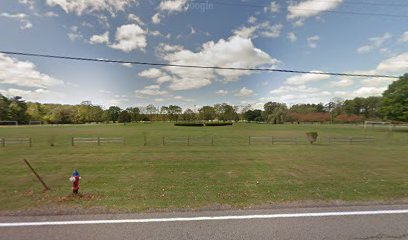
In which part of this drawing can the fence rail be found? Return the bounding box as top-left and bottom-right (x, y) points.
(249, 136), (297, 145)
(327, 137), (376, 144)
(71, 137), (125, 146)
(162, 136), (215, 146)
(0, 137), (32, 147)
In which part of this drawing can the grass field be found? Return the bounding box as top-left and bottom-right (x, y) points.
(1, 123), (408, 214)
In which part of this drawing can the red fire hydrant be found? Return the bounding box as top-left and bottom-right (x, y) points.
(69, 169), (81, 194)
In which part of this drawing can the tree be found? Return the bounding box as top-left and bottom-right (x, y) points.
(380, 74), (408, 122)
(244, 109), (263, 121)
(263, 102), (288, 124)
(118, 110), (131, 123)
(126, 107), (140, 122)
(0, 94), (10, 120)
(214, 103), (239, 121)
(104, 106), (121, 123)
(8, 96), (28, 123)
(182, 109), (197, 121)
(198, 106), (216, 121)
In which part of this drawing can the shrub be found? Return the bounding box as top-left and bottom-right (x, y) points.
(305, 132), (318, 144)
(205, 122), (233, 126)
(174, 122), (204, 127)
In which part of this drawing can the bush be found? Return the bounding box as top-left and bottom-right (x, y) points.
(305, 132), (318, 144)
(205, 122), (233, 126)
(174, 122), (204, 127)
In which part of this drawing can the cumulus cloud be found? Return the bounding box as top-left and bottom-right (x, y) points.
(268, 85), (331, 104)
(135, 85), (168, 96)
(0, 53), (63, 88)
(152, 13), (161, 24)
(0, 88), (54, 102)
(264, 1), (280, 13)
(376, 52), (408, 73)
(233, 21), (283, 39)
(110, 24), (147, 52)
(0, 12), (33, 30)
(285, 71), (330, 85)
(159, 35), (277, 90)
(128, 13), (144, 25)
(399, 32), (408, 42)
(89, 31), (109, 44)
(357, 33), (392, 54)
(330, 78), (353, 87)
(287, 32), (297, 42)
(138, 68), (165, 79)
(288, 0), (343, 20)
(158, 0), (189, 12)
(216, 90), (229, 96)
(235, 87), (253, 97)
(67, 26), (83, 41)
(307, 35), (320, 48)
(45, 0), (137, 16)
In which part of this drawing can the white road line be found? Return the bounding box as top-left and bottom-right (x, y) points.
(1, 209), (408, 227)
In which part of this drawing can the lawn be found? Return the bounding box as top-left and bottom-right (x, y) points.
(0, 122), (407, 213)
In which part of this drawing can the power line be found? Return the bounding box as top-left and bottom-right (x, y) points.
(0, 50), (399, 79)
(191, 0), (408, 19)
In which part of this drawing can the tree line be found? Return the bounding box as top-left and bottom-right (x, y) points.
(0, 74), (407, 124)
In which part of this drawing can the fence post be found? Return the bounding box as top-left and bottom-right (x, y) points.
(71, 137), (74, 146)
(249, 136), (251, 145)
(187, 136), (190, 146)
(123, 137), (126, 145)
(97, 137), (101, 146)
(349, 137), (353, 145)
(271, 136), (274, 145)
(1, 138), (4, 147)
(162, 136), (165, 145)
(144, 135), (147, 146)
(211, 136), (214, 146)
(29, 138), (32, 148)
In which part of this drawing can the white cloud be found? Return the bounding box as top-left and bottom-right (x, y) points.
(235, 87), (253, 97)
(89, 31), (109, 44)
(399, 32), (408, 42)
(110, 24), (147, 52)
(135, 85), (168, 96)
(159, 0), (189, 12)
(121, 63), (132, 68)
(19, 0), (35, 10)
(376, 52), (408, 73)
(287, 32), (297, 42)
(0, 12), (32, 30)
(264, 1), (280, 13)
(307, 35), (320, 48)
(330, 78), (353, 87)
(152, 13), (161, 24)
(0, 88), (54, 102)
(356, 33), (392, 54)
(0, 53), (63, 88)
(216, 90), (228, 96)
(45, 0), (137, 16)
(139, 68), (165, 79)
(268, 85), (331, 104)
(67, 26), (83, 41)
(285, 71), (330, 85)
(288, 0), (343, 20)
(248, 16), (257, 24)
(233, 21), (283, 39)
(335, 87), (386, 99)
(156, 35), (277, 90)
(128, 13), (144, 25)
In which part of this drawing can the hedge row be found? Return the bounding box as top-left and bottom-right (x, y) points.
(174, 122), (233, 127)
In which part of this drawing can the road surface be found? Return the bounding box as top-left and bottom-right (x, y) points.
(1, 204), (408, 240)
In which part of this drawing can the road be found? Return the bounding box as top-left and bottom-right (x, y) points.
(1, 204), (408, 240)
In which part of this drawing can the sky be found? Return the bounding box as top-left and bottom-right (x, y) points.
(0, 0), (407, 110)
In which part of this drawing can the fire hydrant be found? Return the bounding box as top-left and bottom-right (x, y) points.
(69, 170), (81, 194)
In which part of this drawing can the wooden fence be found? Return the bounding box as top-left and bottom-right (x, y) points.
(248, 136), (297, 145)
(0, 137), (32, 147)
(327, 136), (376, 144)
(71, 137), (125, 146)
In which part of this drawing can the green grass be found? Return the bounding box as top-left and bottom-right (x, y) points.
(0, 123), (408, 213)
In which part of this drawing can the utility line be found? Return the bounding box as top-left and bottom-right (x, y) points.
(0, 50), (399, 79)
(191, 0), (408, 19)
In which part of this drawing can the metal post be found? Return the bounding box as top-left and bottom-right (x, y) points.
(23, 159), (50, 191)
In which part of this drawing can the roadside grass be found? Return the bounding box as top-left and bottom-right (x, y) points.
(0, 123), (407, 213)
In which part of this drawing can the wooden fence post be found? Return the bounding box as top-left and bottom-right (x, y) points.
(71, 137), (74, 146)
(162, 136), (165, 146)
(97, 137), (101, 146)
(23, 159), (50, 192)
(211, 136), (214, 146)
(271, 136), (274, 145)
(249, 136), (251, 145)
(1, 138), (5, 147)
(29, 138), (32, 147)
(349, 137), (353, 145)
(187, 136), (190, 146)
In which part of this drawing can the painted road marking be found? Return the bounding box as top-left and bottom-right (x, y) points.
(1, 209), (408, 227)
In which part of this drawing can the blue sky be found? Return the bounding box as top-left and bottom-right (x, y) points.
(0, 0), (407, 110)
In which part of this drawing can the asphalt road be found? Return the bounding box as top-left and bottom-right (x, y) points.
(1, 204), (408, 240)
